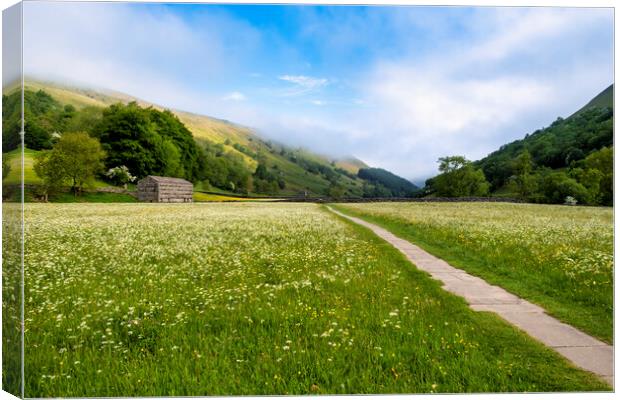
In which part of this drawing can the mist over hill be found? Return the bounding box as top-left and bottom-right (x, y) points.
(2, 79), (416, 198)
(423, 84), (613, 205)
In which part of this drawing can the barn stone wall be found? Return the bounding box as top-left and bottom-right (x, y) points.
(157, 182), (193, 203)
(136, 176), (193, 203)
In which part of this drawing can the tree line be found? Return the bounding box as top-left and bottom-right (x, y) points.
(424, 104), (613, 206)
(2, 90), (273, 196)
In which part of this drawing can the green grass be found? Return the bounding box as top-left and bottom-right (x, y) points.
(48, 191), (137, 203)
(2, 203), (22, 397)
(3, 147), (114, 189)
(193, 192), (281, 202)
(19, 203), (609, 397)
(333, 202), (613, 343)
(3, 147), (42, 185)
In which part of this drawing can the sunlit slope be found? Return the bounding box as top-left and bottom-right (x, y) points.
(3, 147), (41, 185)
(335, 157), (369, 174)
(21, 80), (371, 196)
(571, 84), (613, 117)
(23, 80), (257, 166)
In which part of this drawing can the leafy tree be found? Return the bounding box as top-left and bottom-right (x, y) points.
(431, 156), (489, 197)
(33, 151), (67, 201)
(252, 161), (280, 194)
(34, 132), (106, 196)
(105, 165), (136, 188)
(92, 102), (207, 182)
(2, 155), (11, 180)
(438, 156), (468, 174)
(570, 146), (613, 205)
(532, 169), (590, 205)
(328, 182), (346, 199)
(65, 106), (103, 133)
(2, 89), (70, 151)
(510, 150), (537, 199)
(201, 140), (252, 193)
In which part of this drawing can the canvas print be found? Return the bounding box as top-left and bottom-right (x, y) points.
(1, 1), (614, 397)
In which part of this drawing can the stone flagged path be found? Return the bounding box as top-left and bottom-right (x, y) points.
(327, 207), (614, 387)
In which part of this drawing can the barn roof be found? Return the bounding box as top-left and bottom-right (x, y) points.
(143, 176), (193, 185)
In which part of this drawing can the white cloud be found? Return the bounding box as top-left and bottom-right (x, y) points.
(254, 8), (612, 181)
(278, 75), (329, 95)
(22, 2), (261, 114)
(19, 4), (613, 183)
(343, 8), (614, 180)
(223, 91), (247, 101)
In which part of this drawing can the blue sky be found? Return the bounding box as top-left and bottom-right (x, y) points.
(23, 2), (613, 182)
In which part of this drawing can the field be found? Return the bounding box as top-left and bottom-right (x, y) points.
(3, 147), (41, 185)
(334, 202), (613, 343)
(3, 147), (119, 189)
(15, 202), (609, 397)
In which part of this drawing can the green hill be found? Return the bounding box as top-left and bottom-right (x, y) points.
(466, 84), (613, 205)
(3, 79), (413, 198)
(570, 84), (613, 117)
(357, 167), (419, 197)
(476, 85), (613, 189)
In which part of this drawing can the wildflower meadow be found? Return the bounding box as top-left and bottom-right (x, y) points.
(335, 202), (614, 342)
(15, 202), (609, 396)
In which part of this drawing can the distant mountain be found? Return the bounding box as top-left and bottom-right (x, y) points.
(3, 79), (413, 198)
(358, 167), (419, 197)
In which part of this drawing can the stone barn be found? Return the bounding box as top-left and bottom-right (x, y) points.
(137, 176), (193, 203)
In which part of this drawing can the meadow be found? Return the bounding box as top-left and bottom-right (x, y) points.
(334, 202), (613, 343)
(17, 202), (609, 396)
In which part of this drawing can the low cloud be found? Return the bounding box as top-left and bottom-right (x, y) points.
(223, 91), (246, 101)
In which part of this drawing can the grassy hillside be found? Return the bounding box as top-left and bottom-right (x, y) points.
(570, 84), (613, 117)
(334, 157), (368, 174)
(15, 79), (386, 197)
(3, 147), (42, 185)
(2, 147), (115, 190)
(471, 84), (613, 203)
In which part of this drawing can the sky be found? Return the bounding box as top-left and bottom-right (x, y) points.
(21, 2), (613, 183)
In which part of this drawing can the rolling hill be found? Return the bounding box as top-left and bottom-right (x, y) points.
(3, 79), (415, 198)
(448, 84), (614, 205)
(475, 84), (613, 189)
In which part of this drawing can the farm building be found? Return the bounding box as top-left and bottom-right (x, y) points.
(137, 176), (193, 203)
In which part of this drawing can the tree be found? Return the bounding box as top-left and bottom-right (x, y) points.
(328, 182), (345, 199)
(252, 161), (280, 194)
(92, 102), (207, 182)
(34, 132), (106, 197)
(432, 156), (489, 197)
(105, 165), (136, 188)
(511, 150), (537, 199)
(2, 155), (10, 180)
(33, 151), (66, 201)
(438, 156), (469, 174)
(570, 146), (613, 205)
(534, 169), (590, 204)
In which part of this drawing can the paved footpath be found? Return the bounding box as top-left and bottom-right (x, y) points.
(328, 207), (614, 387)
